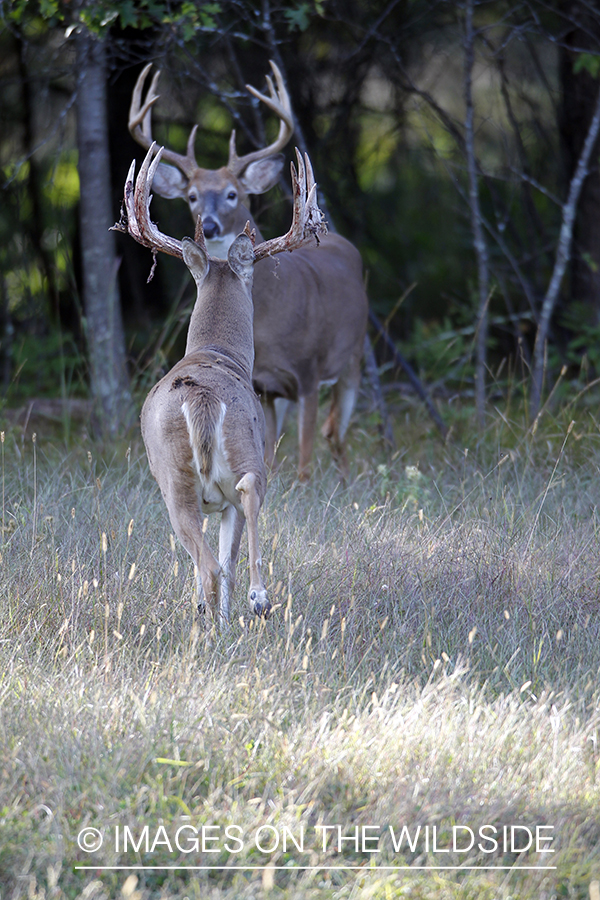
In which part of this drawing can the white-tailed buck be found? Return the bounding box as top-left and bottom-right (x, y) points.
(113, 143), (326, 626)
(128, 61), (368, 480)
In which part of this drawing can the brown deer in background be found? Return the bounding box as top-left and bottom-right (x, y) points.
(114, 143), (326, 627)
(128, 61), (368, 481)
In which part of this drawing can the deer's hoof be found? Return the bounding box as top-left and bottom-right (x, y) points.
(197, 601), (206, 615)
(249, 589), (270, 619)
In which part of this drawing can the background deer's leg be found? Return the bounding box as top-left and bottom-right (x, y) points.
(263, 394), (277, 468)
(297, 390), (319, 482)
(274, 397), (291, 439)
(235, 472), (270, 618)
(218, 504), (245, 626)
(263, 395), (291, 471)
(322, 352), (361, 480)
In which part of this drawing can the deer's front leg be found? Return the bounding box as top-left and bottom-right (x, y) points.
(236, 472), (270, 618)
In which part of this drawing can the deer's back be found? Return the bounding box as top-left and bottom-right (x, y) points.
(141, 352), (266, 512)
(251, 233), (368, 399)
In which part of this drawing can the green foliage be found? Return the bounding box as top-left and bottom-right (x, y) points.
(283, 1), (325, 32)
(2, 0), (600, 423)
(161, 1), (222, 41)
(356, 112), (399, 191)
(359, 155), (471, 324)
(573, 52), (600, 79)
(7, 329), (86, 404)
(400, 315), (475, 386)
(3, 0), (62, 27)
(44, 154), (79, 208)
(1, 152), (79, 324)
(2, 0), (223, 36)
(558, 301), (600, 377)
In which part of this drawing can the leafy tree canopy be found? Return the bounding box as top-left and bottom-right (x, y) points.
(1, 0), (326, 39)
(2, 0), (227, 37)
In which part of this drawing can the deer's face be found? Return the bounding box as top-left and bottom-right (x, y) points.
(151, 156), (285, 258)
(129, 62), (293, 259)
(186, 167), (244, 255)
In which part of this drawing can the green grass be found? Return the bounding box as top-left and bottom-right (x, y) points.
(1, 395), (600, 899)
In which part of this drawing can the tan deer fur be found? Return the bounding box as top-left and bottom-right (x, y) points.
(114, 144), (326, 626)
(128, 61), (368, 481)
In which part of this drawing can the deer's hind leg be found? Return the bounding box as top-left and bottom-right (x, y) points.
(236, 472), (270, 618)
(161, 478), (221, 623)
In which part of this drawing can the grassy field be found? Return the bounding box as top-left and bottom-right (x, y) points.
(1, 392), (600, 899)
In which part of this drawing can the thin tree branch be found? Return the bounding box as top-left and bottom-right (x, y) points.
(368, 311), (448, 439)
(464, 0), (490, 427)
(530, 79), (600, 419)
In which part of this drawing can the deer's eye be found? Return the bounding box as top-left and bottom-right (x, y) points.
(227, 190), (237, 201)
(189, 193), (197, 203)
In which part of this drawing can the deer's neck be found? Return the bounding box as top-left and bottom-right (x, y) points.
(185, 264), (255, 379)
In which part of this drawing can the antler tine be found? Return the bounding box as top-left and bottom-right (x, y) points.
(129, 64), (200, 178)
(302, 152), (323, 235)
(186, 124), (199, 160)
(304, 150), (316, 199)
(285, 154), (306, 247)
(123, 158), (142, 241)
(128, 64), (161, 145)
(194, 214), (207, 252)
(132, 142), (160, 239)
(243, 220), (257, 245)
(111, 158), (141, 240)
(228, 60), (294, 176)
(246, 63), (293, 130)
(252, 148), (327, 262)
(116, 143), (183, 260)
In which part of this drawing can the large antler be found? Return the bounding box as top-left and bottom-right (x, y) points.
(111, 143), (187, 262)
(228, 61), (294, 176)
(128, 64), (200, 178)
(129, 61), (293, 181)
(113, 144), (325, 266)
(251, 149), (327, 260)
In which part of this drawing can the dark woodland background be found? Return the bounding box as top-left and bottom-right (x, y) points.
(2, 0), (600, 438)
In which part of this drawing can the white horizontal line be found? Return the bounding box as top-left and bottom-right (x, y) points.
(74, 865), (557, 871)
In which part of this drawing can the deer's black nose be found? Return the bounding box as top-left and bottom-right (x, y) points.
(202, 217), (221, 240)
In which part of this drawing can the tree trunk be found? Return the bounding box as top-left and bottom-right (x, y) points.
(464, 0), (490, 429)
(559, 4), (600, 323)
(75, 29), (133, 437)
(106, 33), (168, 329)
(531, 82), (600, 419)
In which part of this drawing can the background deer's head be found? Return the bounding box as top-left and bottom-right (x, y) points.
(128, 61), (294, 256)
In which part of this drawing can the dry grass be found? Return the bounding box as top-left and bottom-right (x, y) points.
(1, 399), (600, 899)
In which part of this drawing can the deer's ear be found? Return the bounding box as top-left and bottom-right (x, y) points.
(238, 155), (285, 195)
(182, 236), (209, 281)
(228, 234), (255, 282)
(151, 162), (189, 199)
